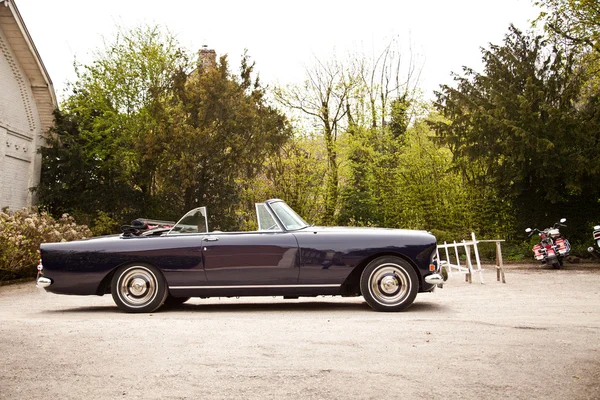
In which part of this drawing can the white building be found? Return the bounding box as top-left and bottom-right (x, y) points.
(0, 0), (56, 209)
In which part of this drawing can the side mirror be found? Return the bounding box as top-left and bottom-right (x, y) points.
(525, 228), (532, 233)
(560, 218), (566, 223)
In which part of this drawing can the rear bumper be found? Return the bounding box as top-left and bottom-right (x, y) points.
(36, 277), (52, 288)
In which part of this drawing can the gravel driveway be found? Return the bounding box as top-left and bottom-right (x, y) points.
(1, 264), (599, 400)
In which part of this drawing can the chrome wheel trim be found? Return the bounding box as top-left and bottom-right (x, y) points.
(368, 263), (411, 306)
(117, 266), (159, 308)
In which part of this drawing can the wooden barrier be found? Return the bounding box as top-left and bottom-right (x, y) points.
(478, 239), (506, 283)
(436, 233), (506, 284)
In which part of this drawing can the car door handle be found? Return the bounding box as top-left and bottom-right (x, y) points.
(203, 237), (219, 242)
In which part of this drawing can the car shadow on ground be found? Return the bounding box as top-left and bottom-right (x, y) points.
(42, 305), (122, 314)
(40, 299), (446, 314)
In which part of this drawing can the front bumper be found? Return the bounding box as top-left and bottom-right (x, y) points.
(424, 273), (445, 285)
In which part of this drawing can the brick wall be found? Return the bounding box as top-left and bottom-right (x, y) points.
(0, 24), (43, 210)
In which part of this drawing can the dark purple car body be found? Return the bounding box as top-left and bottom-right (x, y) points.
(37, 199), (443, 312)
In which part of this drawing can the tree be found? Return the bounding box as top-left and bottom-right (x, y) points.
(337, 40), (422, 226)
(535, 0), (600, 52)
(353, 38), (422, 132)
(156, 53), (290, 229)
(337, 125), (381, 226)
(274, 57), (357, 224)
(431, 25), (600, 241)
(276, 41), (424, 226)
(38, 25), (185, 225)
(37, 26), (290, 231)
(236, 134), (328, 227)
(535, 0), (600, 113)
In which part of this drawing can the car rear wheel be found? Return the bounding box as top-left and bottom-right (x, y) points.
(111, 264), (167, 313)
(360, 256), (418, 312)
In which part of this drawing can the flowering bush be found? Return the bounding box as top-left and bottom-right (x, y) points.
(0, 208), (91, 281)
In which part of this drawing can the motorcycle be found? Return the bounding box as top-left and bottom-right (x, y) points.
(525, 218), (571, 268)
(587, 225), (600, 257)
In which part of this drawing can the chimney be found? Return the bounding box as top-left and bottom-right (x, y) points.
(199, 45), (216, 70)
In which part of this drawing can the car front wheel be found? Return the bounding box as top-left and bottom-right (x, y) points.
(360, 256), (418, 312)
(111, 264), (167, 313)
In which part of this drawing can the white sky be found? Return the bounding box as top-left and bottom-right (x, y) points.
(17, 0), (540, 102)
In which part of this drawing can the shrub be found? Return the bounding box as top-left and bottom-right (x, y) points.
(90, 211), (120, 236)
(0, 208), (91, 281)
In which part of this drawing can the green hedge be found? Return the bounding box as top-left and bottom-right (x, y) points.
(0, 208), (91, 281)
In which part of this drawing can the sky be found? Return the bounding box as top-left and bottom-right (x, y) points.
(16, 0), (541, 102)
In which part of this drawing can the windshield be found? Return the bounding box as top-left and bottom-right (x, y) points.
(256, 203), (282, 231)
(168, 207), (208, 234)
(269, 201), (309, 230)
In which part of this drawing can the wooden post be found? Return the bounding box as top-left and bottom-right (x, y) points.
(496, 241), (506, 283)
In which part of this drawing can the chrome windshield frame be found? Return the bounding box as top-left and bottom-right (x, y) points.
(265, 200), (310, 231)
(255, 202), (284, 232)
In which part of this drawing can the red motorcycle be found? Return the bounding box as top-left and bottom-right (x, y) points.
(525, 218), (570, 268)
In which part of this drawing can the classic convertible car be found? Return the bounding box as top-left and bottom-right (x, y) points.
(37, 199), (443, 312)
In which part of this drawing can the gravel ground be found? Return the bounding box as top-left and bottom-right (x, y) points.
(1, 263), (599, 400)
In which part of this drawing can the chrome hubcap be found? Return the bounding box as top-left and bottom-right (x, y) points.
(118, 267), (158, 308)
(369, 263), (410, 305)
(129, 278), (148, 296)
(381, 276), (399, 294)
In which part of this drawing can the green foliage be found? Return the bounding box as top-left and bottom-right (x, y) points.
(535, 0), (600, 122)
(274, 57), (357, 224)
(337, 125), (381, 226)
(535, 0), (600, 52)
(37, 26), (289, 232)
(38, 108), (145, 227)
(37, 25), (186, 226)
(335, 102), (479, 238)
(394, 121), (473, 232)
(389, 95), (411, 138)
(236, 134), (327, 226)
(34, 20), (600, 255)
(431, 25), (600, 243)
(155, 53), (290, 230)
(0, 208), (91, 281)
(90, 211), (120, 236)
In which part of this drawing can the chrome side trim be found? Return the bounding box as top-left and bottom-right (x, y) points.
(169, 284), (341, 290)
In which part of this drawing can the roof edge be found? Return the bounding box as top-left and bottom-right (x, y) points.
(2, 0), (57, 108)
